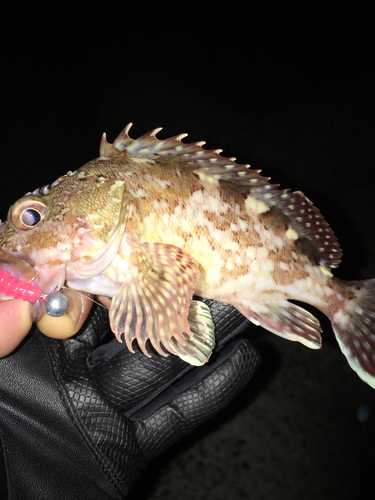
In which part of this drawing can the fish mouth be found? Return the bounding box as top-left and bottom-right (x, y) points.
(0, 248), (66, 297)
(0, 248), (39, 284)
(0, 248), (43, 320)
(0, 248), (68, 322)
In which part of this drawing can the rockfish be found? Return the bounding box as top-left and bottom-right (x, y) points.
(0, 124), (374, 388)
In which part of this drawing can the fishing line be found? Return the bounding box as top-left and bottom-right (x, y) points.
(54, 285), (108, 310)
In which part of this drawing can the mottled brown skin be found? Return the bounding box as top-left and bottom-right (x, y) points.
(59, 157), (333, 310)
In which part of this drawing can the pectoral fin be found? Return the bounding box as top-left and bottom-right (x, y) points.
(236, 299), (322, 349)
(109, 242), (215, 365)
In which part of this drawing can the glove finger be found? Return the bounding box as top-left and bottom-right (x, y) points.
(88, 340), (192, 415)
(132, 338), (260, 462)
(88, 301), (252, 414)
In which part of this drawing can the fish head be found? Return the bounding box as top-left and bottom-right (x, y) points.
(0, 164), (128, 295)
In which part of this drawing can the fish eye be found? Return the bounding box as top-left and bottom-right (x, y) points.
(21, 208), (42, 227)
(9, 197), (48, 231)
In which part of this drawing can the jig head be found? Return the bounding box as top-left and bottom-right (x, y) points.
(0, 269), (70, 316)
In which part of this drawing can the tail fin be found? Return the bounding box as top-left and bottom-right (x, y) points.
(331, 279), (375, 388)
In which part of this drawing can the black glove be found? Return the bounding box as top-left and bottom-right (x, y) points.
(0, 300), (260, 499)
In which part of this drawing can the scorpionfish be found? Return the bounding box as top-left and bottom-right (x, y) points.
(0, 123), (374, 388)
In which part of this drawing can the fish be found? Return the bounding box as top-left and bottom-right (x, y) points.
(0, 123), (374, 387)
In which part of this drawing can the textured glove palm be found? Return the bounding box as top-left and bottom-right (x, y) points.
(0, 300), (260, 499)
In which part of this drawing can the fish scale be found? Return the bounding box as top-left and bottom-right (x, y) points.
(0, 124), (374, 387)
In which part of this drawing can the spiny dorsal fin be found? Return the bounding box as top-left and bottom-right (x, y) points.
(100, 124), (342, 269)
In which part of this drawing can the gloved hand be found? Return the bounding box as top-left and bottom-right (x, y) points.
(0, 299), (260, 499)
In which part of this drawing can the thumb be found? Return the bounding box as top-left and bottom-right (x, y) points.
(0, 299), (33, 357)
(37, 289), (94, 340)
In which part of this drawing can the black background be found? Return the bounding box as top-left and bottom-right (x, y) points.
(1, 4), (374, 499)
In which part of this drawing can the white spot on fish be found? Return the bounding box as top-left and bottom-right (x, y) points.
(286, 228), (299, 240)
(319, 265), (333, 277)
(155, 178), (172, 189)
(239, 219), (247, 230)
(226, 259), (235, 271)
(134, 188), (147, 198)
(250, 260), (261, 273)
(246, 247), (257, 259)
(245, 196), (269, 214)
(173, 205), (182, 217)
(153, 199), (169, 211)
(222, 239), (240, 252)
(258, 247), (269, 259)
(195, 171), (220, 185)
(220, 202), (231, 214)
(192, 190), (204, 204)
(263, 260), (274, 272)
(208, 195), (220, 211)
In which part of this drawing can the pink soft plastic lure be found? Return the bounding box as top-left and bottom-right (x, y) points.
(0, 269), (44, 303)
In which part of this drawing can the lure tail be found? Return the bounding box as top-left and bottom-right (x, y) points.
(331, 278), (375, 388)
(0, 269), (44, 303)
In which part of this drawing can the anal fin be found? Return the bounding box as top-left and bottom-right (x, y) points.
(236, 299), (322, 349)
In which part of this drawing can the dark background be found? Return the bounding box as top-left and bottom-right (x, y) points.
(1, 4), (374, 499)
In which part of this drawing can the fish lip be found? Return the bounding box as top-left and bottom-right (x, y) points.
(0, 248), (38, 282)
(0, 249), (41, 305)
(0, 248), (68, 299)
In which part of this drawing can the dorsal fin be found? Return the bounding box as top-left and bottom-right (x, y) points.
(100, 124), (342, 269)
